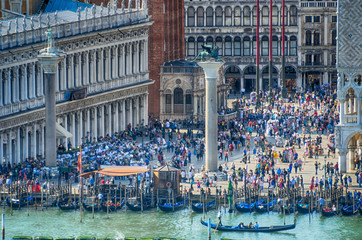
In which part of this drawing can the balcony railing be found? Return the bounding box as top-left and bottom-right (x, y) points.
(300, 1), (337, 8)
(345, 115), (358, 124)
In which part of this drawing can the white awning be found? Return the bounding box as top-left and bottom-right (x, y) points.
(56, 122), (72, 139)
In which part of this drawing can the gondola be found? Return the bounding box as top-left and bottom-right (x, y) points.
(58, 202), (80, 211)
(321, 207), (339, 217)
(341, 200), (362, 216)
(279, 204), (295, 215)
(158, 199), (188, 212)
(235, 199), (263, 213)
(296, 202), (314, 214)
(126, 200), (152, 211)
(6, 195), (34, 209)
(82, 202), (101, 212)
(200, 219), (296, 232)
(255, 200), (276, 213)
(100, 198), (125, 212)
(192, 199), (216, 213)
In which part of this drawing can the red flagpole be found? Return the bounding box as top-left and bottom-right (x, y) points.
(256, 0), (260, 109)
(269, 0), (273, 102)
(281, 0), (286, 98)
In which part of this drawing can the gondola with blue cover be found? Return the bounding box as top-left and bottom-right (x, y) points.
(158, 199), (188, 212)
(255, 199), (276, 213)
(192, 199), (216, 213)
(235, 199), (263, 213)
(341, 200), (362, 216)
(296, 201), (314, 214)
(82, 202), (101, 212)
(6, 195), (34, 209)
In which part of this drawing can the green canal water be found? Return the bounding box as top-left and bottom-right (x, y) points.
(1, 207), (361, 240)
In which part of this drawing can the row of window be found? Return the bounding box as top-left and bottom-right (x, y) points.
(305, 15), (337, 23)
(305, 30), (336, 46)
(186, 5), (297, 27)
(186, 36), (297, 57)
(305, 54), (336, 66)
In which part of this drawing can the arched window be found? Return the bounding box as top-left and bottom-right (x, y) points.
(290, 36), (297, 56)
(187, 37), (195, 56)
(215, 36), (223, 55)
(243, 6), (251, 26)
(197, 7), (204, 27)
(306, 31), (312, 46)
(262, 6), (269, 26)
(206, 36), (213, 47)
(252, 7), (257, 26)
(197, 37), (204, 54)
(174, 88), (183, 113)
(290, 6), (297, 25)
(281, 36), (288, 56)
(206, 7), (213, 26)
(314, 32), (320, 46)
(332, 30), (337, 46)
(252, 36), (257, 56)
(215, 7), (223, 26)
(272, 6), (278, 26)
(187, 7), (195, 27)
(234, 7), (241, 26)
(262, 36), (269, 56)
(225, 36), (232, 56)
(225, 7), (232, 26)
(234, 37), (241, 56)
(243, 36), (251, 56)
(272, 36), (278, 56)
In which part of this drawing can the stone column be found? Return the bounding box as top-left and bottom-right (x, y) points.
(24, 126), (29, 160)
(93, 107), (98, 139)
(38, 42), (63, 167)
(22, 65), (28, 100)
(100, 49), (104, 82)
(0, 134), (3, 162)
(121, 44), (126, 77)
(29, 63), (35, 98)
(85, 52), (89, 86)
(129, 99), (134, 128)
(144, 94), (148, 122)
(359, 98), (362, 124)
(100, 106), (105, 137)
(108, 104), (112, 135)
(13, 67), (19, 103)
(134, 97), (139, 125)
(40, 124), (45, 157)
(86, 109), (91, 136)
(114, 102), (119, 133)
(16, 128), (21, 163)
(8, 132), (12, 164)
(32, 124), (37, 158)
(71, 113), (76, 146)
(115, 45), (119, 78)
(338, 149), (348, 173)
(340, 99), (345, 124)
(134, 43), (139, 74)
(122, 100), (126, 130)
(198, 61), (224, 172)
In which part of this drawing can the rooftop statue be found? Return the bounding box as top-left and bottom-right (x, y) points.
(193, 45), (222, 62)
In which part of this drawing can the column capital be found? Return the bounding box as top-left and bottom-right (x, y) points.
(338, 148), (348, 156)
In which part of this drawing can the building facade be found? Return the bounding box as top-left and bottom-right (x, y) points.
(0, 0), (152, 164)
(184, 0), (337, 94)
(335, 0), (362, 173)
(86, 0), (186, 119)
(298, 0), (338, 91)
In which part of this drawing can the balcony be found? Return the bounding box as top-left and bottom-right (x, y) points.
(344, 115), (358, 124)
(300, 1), (337, 8)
